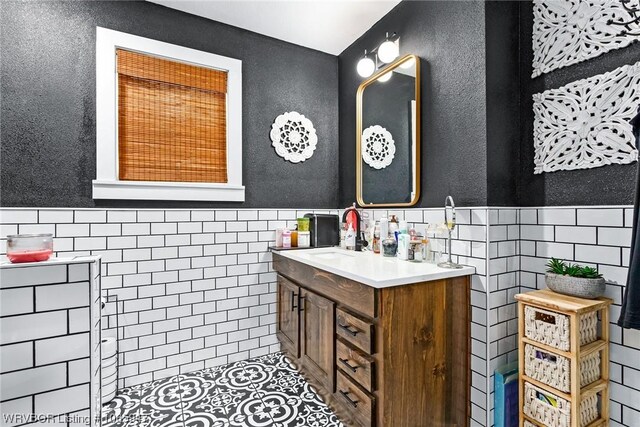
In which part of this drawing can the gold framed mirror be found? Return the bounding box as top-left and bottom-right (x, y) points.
(356, 54), (420, 207)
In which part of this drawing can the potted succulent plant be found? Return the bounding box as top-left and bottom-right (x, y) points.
(545, 258), (606, 299)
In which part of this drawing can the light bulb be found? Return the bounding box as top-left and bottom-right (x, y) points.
(377, 34), (399, 64)
(377, 72), (392, 82)
(357, 56), (375, 77)
(400, 57), (415, 69)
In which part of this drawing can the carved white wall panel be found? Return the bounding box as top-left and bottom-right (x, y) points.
(533, 0), (640, 78)
(270, 111), (318, 163)
(362, 125), (396, 169)
(533, 62), (640, 174)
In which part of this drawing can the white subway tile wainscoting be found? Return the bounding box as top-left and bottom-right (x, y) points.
(0, 257), (102, 427)
(1, 206), (639, 427)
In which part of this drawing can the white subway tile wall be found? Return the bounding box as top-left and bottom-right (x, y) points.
(0, 209), (339, 390)
(487, 209), (520, 427)
(520, 206), (638, 427)
(1, 206), (639, 427)
(0, 258), (101, 427)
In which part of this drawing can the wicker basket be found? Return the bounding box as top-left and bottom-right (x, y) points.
(524, 306), (598, 351)
(524, 343), (601, 393)
(524, 421), (538, 427)
(524, 382), (599, 427)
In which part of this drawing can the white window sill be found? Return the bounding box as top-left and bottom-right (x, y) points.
(92, 180), (245, 202)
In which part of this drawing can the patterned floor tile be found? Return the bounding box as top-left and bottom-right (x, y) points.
(103, 352), (344, 427)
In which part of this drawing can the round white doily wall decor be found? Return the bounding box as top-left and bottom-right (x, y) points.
(361, 125), (396, 169)
(270, 112), (318, 163)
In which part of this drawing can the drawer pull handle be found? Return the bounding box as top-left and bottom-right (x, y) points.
(291, 291), (298, 311)
(339, 390), (359, 407)
(338, 323), (359, 336)
(339, 358), (359, 373)
(299, 295), (306, 311)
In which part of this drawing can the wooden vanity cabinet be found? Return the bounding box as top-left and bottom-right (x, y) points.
(274, 252), (471, 427)
(276, 275), (299, 357)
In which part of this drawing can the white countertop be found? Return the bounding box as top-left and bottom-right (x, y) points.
(0, 255), (101, 269)
(274, 247), (475, 288)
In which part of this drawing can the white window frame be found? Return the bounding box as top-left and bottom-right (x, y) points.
(92, 27), (244, 202)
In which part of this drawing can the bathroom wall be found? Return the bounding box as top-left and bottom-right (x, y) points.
(0, 207), (344, 388)
(369, 206), (640, 427)
(0, 0), (339, 209)
(338, 1), (522, 208)
(518, 2), (640, 207)
(518, 206), (640, 426)
(338, 0), (489, 208)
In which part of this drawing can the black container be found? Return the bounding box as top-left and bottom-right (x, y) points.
(303, 214), (340, 248)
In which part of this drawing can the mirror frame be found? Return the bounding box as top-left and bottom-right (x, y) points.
(356, 54), (421, 207)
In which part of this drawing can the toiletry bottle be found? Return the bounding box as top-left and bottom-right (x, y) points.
(282, 228), (292, 249)
(397, 234), (410, 260)
(388, 215), (399, 236)
(372, 225), (381, 254)
(340, 224), (347, 249)
(399, 220), (408, 235)
(345, 223), (356, 250)
(275, 228), (284, 248)
(379, 218), (389, 241)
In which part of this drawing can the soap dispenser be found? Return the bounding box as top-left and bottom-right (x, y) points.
(345, 223), (356, 250)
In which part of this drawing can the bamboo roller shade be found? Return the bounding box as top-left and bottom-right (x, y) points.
(117, 49), (228, 183)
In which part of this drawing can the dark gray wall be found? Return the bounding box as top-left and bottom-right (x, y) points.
(339, 1), (489, 208)
(0, 0), (339, 208)
(486, 1), (521, 206)
(518, 1), (639, 206)
(361, 73), (414, 204)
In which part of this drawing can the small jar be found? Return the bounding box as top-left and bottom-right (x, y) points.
(382, 237), (397, 257)
(409, 239), (424, 262)
(6, 234), (54, 263)
(298, 231), (310, 248)
(282, 229), (292, 249)
(291, 230), (298, 247)
(297, 218), (310, 232)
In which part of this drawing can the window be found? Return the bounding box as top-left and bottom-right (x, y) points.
(93, 27), (244, 201)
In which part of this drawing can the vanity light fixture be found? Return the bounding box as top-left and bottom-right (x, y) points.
(377, 72), (392, 82)
(377, 32), (400, 63)
(355, 32), (400, 78)
(357, 50), (376, 78)
(399, 57), (416, 69)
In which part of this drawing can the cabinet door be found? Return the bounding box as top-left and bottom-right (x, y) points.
(276, 275), (300, 357)
(300, 288), (336, 392)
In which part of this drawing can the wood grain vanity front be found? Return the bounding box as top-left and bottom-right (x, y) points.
(273, 252), (471, 427)
(336, 370), (375, 427)
(336, 308), (374, 354)
(336, 339), (375, 393)
(276, 275), (299, 357)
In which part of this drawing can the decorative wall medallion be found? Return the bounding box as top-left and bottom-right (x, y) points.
(533, 61), (640, 174)
(361, 125), (396, 169)
(270, 112), (317, 163)
(532, 0), (640, 78)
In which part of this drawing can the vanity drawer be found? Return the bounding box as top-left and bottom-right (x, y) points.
(336, 370), (375, 427)
(336, 308), (374, 354)
(336, 339), (375, 393)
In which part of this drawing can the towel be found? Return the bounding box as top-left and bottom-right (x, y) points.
(618, 105), (640, 329)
